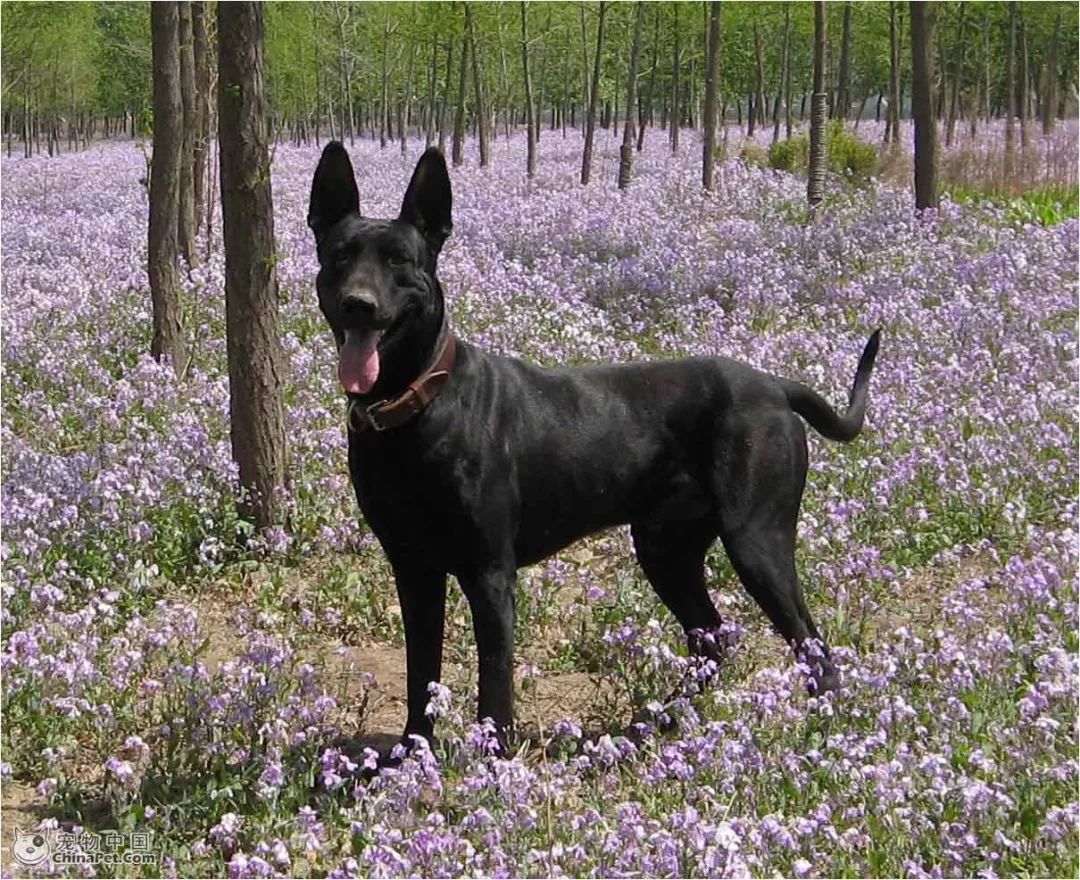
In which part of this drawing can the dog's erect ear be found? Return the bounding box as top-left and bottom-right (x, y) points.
(308, 141), (360, 239)
(399, 147), (453, 255)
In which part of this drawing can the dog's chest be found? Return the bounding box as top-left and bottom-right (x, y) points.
(347, 431), (496, 569)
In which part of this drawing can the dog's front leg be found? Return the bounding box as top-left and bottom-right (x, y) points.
(393, 564), (447, 743)
(459, 565), (517, 738)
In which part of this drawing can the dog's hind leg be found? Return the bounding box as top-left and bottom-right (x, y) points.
(713, 411), (839, 694)
(631, 519), (725, 664)
(718, 524), (839, 693)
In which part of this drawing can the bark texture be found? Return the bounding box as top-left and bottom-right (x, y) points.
(887, 2), (902, 145)
(617, 2), (645, 189)
(837, 2), (853, 119)
(521, 1), (537, 177)
(669, 2), (680, 153)
(1042, 13), (1060, 136)
(910, 0), (938, 209)
(701, 1), (722, 191)
(945, 4), (966, 147)
(1018, 13), (1029, 148)
(177, 1), (198, 265)
(1005, 2), (1017, 176)
(465, 5), (489, 167)
(148, 1), (187, 375)
(807, 0), (827, 222)
(452, 10), (468, 166)
(218, 0), (287, 528)
(192, 1), (211, 231)
(580, 1), (606, 184)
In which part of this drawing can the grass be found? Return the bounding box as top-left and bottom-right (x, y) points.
(944, 182), (1080, 226)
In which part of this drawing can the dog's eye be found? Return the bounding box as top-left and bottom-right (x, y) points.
(388, 255), (408, 269)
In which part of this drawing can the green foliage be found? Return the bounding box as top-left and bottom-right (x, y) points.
(768, 133), (809, 173)
(1, 2), (97, 113)
(92, 3), (151, 117)
(2, 0), (1079, 162)
(827, 121), (877, 177)
(769, 121), (877, 180)
(1008, 186), (1080, 226)
(945, 183), (1080, 227)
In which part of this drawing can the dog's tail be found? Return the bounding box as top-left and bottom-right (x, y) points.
(779, 329), (881, 442)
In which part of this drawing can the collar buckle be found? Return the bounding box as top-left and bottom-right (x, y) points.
(364, 400), (391, 432)
(345, 318), (456, 434)
(347, 398), (390, 433)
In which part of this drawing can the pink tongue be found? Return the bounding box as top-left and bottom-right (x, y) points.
(339, 330), (381, 394)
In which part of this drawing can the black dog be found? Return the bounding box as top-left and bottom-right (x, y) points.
(308, 142), (880, 746)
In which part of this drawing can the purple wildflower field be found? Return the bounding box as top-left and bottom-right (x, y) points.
(1, 126), (1077, 878)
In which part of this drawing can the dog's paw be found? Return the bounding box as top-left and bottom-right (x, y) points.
(807, 666), (841, 697)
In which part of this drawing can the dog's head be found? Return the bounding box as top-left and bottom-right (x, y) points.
(308, 143), (452, 396)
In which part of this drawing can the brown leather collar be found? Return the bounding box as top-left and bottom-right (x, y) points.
(347, 319), (456, 433)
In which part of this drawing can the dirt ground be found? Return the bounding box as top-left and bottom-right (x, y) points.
(1, 548), (995, 873)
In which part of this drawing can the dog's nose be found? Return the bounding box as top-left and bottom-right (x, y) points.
(340, 292), (377, 321)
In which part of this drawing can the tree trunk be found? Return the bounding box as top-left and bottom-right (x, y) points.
(177, 1), (198, 266)
(1057, 35), (1074, 119)
(580, 4), (592, 136)
(334, 4), (355, 146)
(837, 2), (853, 120)
(1018, 12), (1029, 149)
(380, 15), (390, 148)
(618, 2), (645, 189)
(192, 2), (211, 234)
(149, 1), (187, 375)
(689, 56), (698, 129)
(400, 37), (417, 157)
(983, 13), (991, 124)
(807, 1), (827, 222)
(613, 80), (619, 137)
(910, 0), (938, 210)
(495, 10), (512, 143)
(969, 28), (982, 138)
(581, 1), (606, 184)
(452, 10), (468, 167)
(426, 37), (438, 147)
(946, 4), (965, 148)
(702, 1), (722, 191)
(670, 3), (680, 153)
(465, 4), (489, 167)
(1042, 12), (1060, 136)
(887, 1), (901, 145)
(438, 40), (453, 153)
(218, 0), (287, 530)
(521, 1), (537, 177)
(1005, 2), (1017, 177)
(783, 8), (794, 139)
(312, 9), (322, 143)
(536, 8), (554, 142)
(22, 80), (29, 159)
(775, 5), (791, 144)
(749, 22), (764, 137)
(638, 4), (660, 152)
